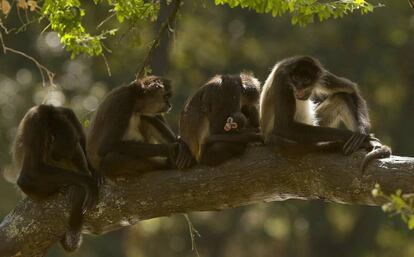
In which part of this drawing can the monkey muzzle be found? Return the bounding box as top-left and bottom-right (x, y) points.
(294, 89), (311, 100)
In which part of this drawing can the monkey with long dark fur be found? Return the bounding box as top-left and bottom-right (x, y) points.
(178, 73), (263, 167)
(12, 105), (100, 252)
(260, 56), (390, 170)
(87, 76), (190, 176)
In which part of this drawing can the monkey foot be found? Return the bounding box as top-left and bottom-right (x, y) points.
(60, 230), (83, 252)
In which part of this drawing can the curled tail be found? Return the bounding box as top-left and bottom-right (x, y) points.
(60, 230), (83, 252)
(360, 145), (391, 172)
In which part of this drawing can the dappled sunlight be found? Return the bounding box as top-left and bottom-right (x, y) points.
(0, 0), (413, 256)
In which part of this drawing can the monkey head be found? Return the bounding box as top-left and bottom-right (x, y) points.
(134, 76), (173, 115)
(47, 116), (79, 161)
(287, 56), (322, 100)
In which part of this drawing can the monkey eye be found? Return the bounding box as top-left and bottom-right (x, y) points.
(164, 92), (172, 99)
(303, 77), (311, 84)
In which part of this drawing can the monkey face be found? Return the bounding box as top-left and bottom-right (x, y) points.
(136, 76), (173, 114)
(289, 58), (321, 100)
(139, 87), (172, 114)
(290, 74), (315, 100)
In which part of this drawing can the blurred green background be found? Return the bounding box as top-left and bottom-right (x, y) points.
(1, 1), (414, 256)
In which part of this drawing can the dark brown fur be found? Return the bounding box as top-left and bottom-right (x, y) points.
(12, 105), (99, 252)
(260, 56), (390, 170)
(87, 76), (185, 177)
(178, 73), (263, 167)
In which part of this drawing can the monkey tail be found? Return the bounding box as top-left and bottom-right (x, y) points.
(360, 145), (391, 172)
(60, 230), (83, 252)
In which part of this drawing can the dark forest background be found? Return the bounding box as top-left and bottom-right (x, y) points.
(1, 1), (414, 256)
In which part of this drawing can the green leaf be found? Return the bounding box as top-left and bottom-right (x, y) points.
(214, 0), (380, 26)
(408, 216), (414, 229)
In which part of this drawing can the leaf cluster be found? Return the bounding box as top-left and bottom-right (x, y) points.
(372, 184), (414, 230)
(1, 0), (380, 59)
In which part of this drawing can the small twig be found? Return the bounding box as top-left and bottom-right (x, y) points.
(183, 214), (201, 257)
(0, 32), (55, 87)
(101, 53), (112, 77)
(16, 5), (25, 27)
(40, 23), (51, 35)
(115, 22), (137, 46)
(135, 0), (182, 80)
(14, 16), (44, 34)
(102, 42), (112, 53)
(97, 12), (116, 29)
(0, 19), (11, 34)
(409, 0), (414, 9)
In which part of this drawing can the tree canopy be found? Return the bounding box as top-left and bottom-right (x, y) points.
(1, 0), (378, 58)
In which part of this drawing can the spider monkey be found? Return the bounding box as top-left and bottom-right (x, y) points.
(12, 105), (100, 252)
(177, 73), (263, 168)
(260, 56), (391, 171)
(87, 76), (190, 177)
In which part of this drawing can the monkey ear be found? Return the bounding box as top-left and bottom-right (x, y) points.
(162, 78), (172, 88)
(131, 80), (147, 96)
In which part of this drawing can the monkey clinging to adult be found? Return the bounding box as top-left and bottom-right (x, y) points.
(87, 76), (191, 177)
(12, 105), (100, 252)
(177, 73), (263, 168)
(260, 56), (391, 171)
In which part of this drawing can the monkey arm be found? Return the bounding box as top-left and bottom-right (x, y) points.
(277, 121), (372, 155)
(61, 108), (104, 185)
(107, 140), (174, 158)
(318, 71), (371, 133)
(18, 155), (97, 198)
(97, 106), (132, 157)
(140, 115), (177, 142)
(276, 121), (356, 144)
(205, 133), (263, 145)
(241, 105), (260, 130)
(59, 108), (87, 150)
(71, 143), (92, 174)
(321, 71), (357, 94)
(274, 89), (362, 145)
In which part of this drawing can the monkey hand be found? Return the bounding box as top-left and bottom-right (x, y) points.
(246, 132), (265, 144)
(342, 133), (369, 155)
(166, 142), (179, 167)
(86, 159), (105, 188)
(239, 126), (261, 134)
(80, 176), (99, 213)
(92, 169), (105, 189)
(175, 138), (196, 170)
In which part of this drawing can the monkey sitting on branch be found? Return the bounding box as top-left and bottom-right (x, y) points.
(11, 105), (101, 252)
(177, 73), (263, 168)
(260, 56), (391, 171)
(87, 76), (191, 177)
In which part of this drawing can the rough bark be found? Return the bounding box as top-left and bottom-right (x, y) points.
(1, 146), (414, 257)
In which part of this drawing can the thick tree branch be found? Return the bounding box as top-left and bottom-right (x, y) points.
(135, 0), (182, 79)
(1, 146), (414, 257)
